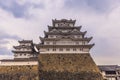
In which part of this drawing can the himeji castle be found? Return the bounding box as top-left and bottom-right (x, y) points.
(0, 19), (119, 80)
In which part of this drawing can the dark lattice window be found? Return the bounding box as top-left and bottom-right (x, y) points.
(80, 48), (83, 51)
(53, 42), (56, 45)
(53, 48), (56, 51)
(47, 48), (49, 51)
(73, 48), (76, 51)
(66, 48), (70, 51)
(59, 48), (63, 51)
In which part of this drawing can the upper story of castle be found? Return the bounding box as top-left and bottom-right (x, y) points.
(36, 19), (94, 54)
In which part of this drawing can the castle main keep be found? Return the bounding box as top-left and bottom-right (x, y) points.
(37, 19), (103, 80)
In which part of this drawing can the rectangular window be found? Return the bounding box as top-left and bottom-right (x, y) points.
(50, 35), (53, 38)
(53, 42), (56, 45)
(76, 42), (79, 45)
(73, 48), (76, 51)
(53, 48), (56, 51)
(46, 42), (50, 45)
(82, 41), (85, 45)
(80, 48), (83, 51)
(59, 48), (63, 51)
(66, 48), (70, 51)
(77, 35), (80, 37)
(14, 54), (17, 57)
(47, 48), (49, 51)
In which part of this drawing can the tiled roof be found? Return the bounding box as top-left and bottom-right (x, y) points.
(18, 40), (33, 43)
(98, 65), (119, 71)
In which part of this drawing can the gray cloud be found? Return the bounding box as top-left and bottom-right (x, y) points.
(0, 0), (44, 18)
(0, 30), (21, 55)
(0, 30), (21, 40)
(64, 0), (120, 13)
(0, 47), (12, 55)
(86, 0), (113, 12)
(0, 40), (9, 45)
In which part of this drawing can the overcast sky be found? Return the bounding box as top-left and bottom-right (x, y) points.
(0, 0), (120, 65)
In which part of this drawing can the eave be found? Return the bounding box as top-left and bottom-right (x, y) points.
(13, 46), (32, 49)
(18, 40), (33, 43)
(48, 25), (82, 31)
(40, 37), (93, 42)
(12, 50), (33, 53)
(72, 37), (93, 42)
(44, 31), (86, 36)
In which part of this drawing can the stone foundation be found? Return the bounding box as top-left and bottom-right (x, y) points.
(39, 54), (104, 80)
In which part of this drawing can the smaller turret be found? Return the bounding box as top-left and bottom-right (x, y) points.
(12, 40), (38, 59)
